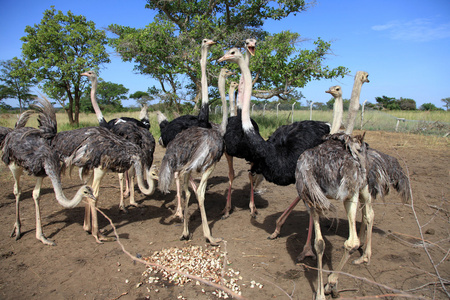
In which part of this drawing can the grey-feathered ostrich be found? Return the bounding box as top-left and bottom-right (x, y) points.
(157, 39), (216, 148)
(51, 125), (157, 243)
(158, 39), (227, 246)
(81, 70), (156, 212)
(295, 132), (411, 299)
(268, 73), (369, 262)
(1, 98), (96, 245)
(158, 39), (217, 221)
(219, 48), (330, 218)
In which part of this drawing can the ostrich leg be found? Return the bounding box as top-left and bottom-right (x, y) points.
(181, 173), (193, 240)
(197, 165), (222, 245)
(324, 193), (361, 298)
(353, 185), (374, 265)
(311, 208), (326, 300)
(222, 153), (235, 219)
(9, 164), (23, 240)
(31, 177), (55, 245)
(173, 171), (184, 221)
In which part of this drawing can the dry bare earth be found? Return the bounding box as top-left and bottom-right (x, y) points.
(0, 131), (448, 299)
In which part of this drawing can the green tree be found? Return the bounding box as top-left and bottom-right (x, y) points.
(96, 80), (129, 109)
(130, 90), (154, 107)
(420, 103), (441, 111)
(375, 95), (396, 110)
(398, 97), (416, 110)
(0, 58), (36, 112)
(441, 97), (450, 111)
(20, 6), (110, 125)
(108, 1), (348, 110)
(326, 97), (351, 111)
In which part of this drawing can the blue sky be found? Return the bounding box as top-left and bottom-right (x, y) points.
(1, 0), (449, 109)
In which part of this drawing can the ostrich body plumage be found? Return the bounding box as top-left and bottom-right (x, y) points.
(2, 98), (95, 245)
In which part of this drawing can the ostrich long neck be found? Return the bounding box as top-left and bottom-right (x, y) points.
(330, 93), (343, 134)
(345, 71), (367, 134)
(88, 77), (105, 125)
(218, 74), (228, 135)
(198, 45), (210, 123)
(133, 159), (156, 195)
(44, 160), (85, 208)
(238, 57), (254, 132)
(229, 83), (237, 117)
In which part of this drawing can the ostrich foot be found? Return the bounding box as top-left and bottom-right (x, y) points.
(324, 282), (339, 298)
(119, 205), (128, 214)
(10, 223), (21, 240)
(221, 207), (232, 220)
(170, 207), (184, 222)
(249, 207), (258, 218)
(180, 234), (190, 241)
(123, 190), (130, 198)
(267, 229), (280, 240)
(37, 234), (55, 246)
(352, 254), (370, 265)
(295, 244), (317, 263)
(93, 232), (115, 244)
(129, 202), (144, 208)
(207, 236), (223, 246)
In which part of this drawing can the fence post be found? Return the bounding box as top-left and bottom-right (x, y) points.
(251, 104), (255, 115)
(309, 102), (315, 120)
(361, 99), (368, 130)
(395, 118), (405, 132)
(277, 103), (280, 120)
(292, 103), (295, 123)
(263, 103), (267, 116)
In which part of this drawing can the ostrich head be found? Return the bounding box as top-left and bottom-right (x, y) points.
(245, 38), (256, 56)
(218, 48), (244, 63)
(220, 68), (235, 78)
(230, 81), (239, 89)
(201, 39), (216, 50)
(80, 70), (97, 83)
(356, 71), (370, 84)
(325, 86), (342, 98)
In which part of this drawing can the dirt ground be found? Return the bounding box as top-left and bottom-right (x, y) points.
(0, 131), (448, 300)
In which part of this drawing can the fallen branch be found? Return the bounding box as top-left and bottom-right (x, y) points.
(94, 206), (246, 300)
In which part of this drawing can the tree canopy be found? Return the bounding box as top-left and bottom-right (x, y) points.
(108, 0), (349, 111)
(0, 58), (36, 112)
(20, 6), (110, 125)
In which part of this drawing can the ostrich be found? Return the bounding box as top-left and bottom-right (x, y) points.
(157, 39), (216, 148)
(81, 71), (156, 212)
(267, 73), (369, 262)
(1, 98), (96, 245)
(221, 39), (267, 219)
(219, 48), (330, 219)
(51, 124), (157, 243)
(295, 132), (411, 299)
(157, 39), (217, 221)
(158, 39), (227, 246)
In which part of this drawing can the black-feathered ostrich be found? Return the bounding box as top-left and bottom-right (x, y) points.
(0, 126), (12, 145)
(156, 38), (217, 148)
(218, 48), (330, 218)
(1, 98), (96, 245)
(222, 39), (267, 219)
(81, 70), (156, 212)
(158, 39), (228, 246)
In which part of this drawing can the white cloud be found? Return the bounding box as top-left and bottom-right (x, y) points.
(371, 18), (450, 42)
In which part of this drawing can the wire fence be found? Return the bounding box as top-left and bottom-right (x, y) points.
(210, 105), (450, 136)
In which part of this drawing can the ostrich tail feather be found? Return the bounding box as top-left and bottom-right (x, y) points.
(158, 158), (173, 194)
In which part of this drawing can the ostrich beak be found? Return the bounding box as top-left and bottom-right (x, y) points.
(80, 72), (88, 77)
(218, 54), (231, 63)
(247, 46), (255, 56)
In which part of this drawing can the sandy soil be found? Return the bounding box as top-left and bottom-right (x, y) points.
(0, 131), (448, 300)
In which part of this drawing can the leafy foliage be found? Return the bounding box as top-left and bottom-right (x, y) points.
(0, 58), (36, 112)
(20, 6), (110, 125)
(108, 0), (349, 111)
